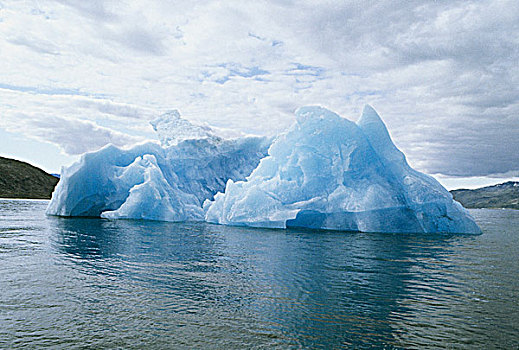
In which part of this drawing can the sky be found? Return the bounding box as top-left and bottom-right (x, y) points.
(0, 0), (518, 189)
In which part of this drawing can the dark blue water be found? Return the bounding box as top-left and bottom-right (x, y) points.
(0, 199), (518, 349)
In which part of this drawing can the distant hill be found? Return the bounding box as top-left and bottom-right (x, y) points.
(0, 156), (59, 199)
(451, 182), (519, 209)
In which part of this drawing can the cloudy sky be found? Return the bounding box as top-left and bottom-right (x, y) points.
(1, 0), (518, 189)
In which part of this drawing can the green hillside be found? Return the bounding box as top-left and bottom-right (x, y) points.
(0, 156), (59, 199)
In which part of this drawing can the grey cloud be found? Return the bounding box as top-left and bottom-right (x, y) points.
(2, 0), (518, 178)
(283, 0), (518, 71)
(11, 113), (140, 155)
(55, 0), (118, 22)
(70, 97), (155, 120)
(391, 107), (519, 177)
(275, 0), (519, 177)
(55, 0), (166, 55)
(7, 36), (60, 55)
(115, 27), (166, 55)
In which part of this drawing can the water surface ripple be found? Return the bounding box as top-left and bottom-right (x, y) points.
(0, 199), (518, 349)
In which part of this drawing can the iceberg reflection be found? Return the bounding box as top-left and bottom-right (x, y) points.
(48, 216), (472, 348)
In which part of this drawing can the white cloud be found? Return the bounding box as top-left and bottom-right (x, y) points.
(0, 0), (517, 177)
(2, 111), (142, 155)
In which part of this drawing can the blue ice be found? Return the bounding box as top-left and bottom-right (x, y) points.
(47, 106), (481, 234)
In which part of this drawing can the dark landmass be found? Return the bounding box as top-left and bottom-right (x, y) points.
(451, 181), (519, 209)
(0, 156), (59, 199)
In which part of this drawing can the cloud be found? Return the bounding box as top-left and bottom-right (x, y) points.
(0, 88), (154, 153)
(0, 0), (517, 177)
(3, 112), (142, 155)
(7, 36), (61, 55)
(54, 0), (119, 23)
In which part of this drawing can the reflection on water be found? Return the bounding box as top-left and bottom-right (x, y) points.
(0, 199), (518, 349)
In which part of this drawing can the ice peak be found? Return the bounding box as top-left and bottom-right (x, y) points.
(357, 104), (393, 146)
(150, 110), (220, 147)
(295, 106), (340, 122)
(295, 106), (321, 124)
(357, 105), (405, 166)
(357, 105), (383, 127)
(162, 109), (181, 118)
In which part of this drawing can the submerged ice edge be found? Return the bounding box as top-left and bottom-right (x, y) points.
(47, 106), (481, 234)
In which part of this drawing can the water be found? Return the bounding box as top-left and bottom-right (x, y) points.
(0, 199), (518, 349)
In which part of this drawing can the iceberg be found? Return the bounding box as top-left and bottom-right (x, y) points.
(46, 111), (271, 221)
(204, 106), (481, 234)
(47, 105), (480, 234)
